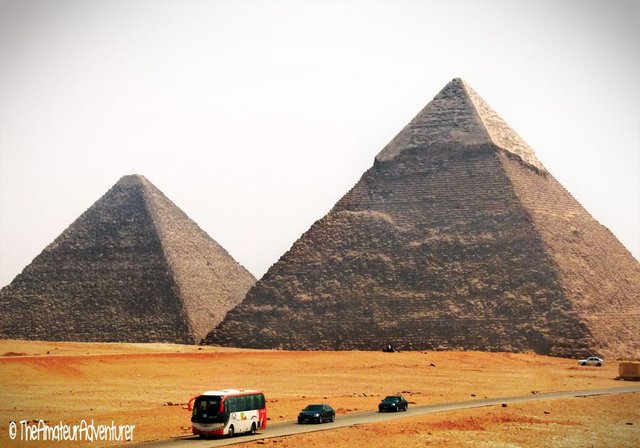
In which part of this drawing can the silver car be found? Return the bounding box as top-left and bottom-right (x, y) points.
(578, 356), (604, 366)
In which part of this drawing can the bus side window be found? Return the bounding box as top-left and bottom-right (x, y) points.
(226, 397), (235, 413)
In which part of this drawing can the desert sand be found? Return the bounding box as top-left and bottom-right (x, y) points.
(0, 340), (638, 447)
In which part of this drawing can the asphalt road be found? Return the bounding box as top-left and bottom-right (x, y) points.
(137, 385), (640, 447)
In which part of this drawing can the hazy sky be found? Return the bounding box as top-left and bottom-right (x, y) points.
(1, 0), (638, 288)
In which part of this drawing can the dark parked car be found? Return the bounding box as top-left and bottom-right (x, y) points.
(378, 395), (408, 412)
(298, 404), (335, 424)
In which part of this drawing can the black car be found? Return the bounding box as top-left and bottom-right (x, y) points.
(298, 404), (335, 424)
(378, 395), (408, 412)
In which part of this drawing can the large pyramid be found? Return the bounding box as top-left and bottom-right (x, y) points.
(205, 78), (640, 358)
(0, 174), (256, 343)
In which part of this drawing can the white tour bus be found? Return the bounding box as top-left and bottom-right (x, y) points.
(188, 389), (267, 437)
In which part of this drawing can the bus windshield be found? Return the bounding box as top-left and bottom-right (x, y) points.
(191, 396), (225, 423)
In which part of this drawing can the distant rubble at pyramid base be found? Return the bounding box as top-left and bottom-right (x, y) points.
(205, 317), (594, 359)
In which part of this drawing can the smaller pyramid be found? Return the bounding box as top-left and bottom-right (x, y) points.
(0, 175), (255, 343)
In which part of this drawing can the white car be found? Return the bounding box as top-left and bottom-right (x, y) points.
(578, 356), (604, 367)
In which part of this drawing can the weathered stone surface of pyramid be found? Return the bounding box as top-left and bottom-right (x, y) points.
(205, 78), (640, 358)
(0, 175), (255, 343)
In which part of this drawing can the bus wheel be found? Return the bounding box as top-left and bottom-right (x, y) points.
(228, 426), (234, 437)
(250, 423), (257, 434)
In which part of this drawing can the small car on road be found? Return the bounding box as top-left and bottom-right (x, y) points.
(578, 356), (604, 367)
(298, 404), (335, 424)
(378, 395), (408, 412)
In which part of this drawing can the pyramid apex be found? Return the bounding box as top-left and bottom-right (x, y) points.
(114, 174), (162, 194)
(376, 78), (546, 173)
(117, 173), (147, 184)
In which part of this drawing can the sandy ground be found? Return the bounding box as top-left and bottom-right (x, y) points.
(0, 340), (638, 447)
